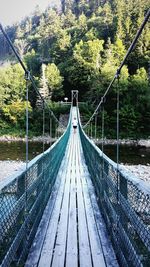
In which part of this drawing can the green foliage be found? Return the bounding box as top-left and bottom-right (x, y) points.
(48, 101), (70, 115)
(24, 49), (40, 76)
(0, 64), (26, 105)
(119, 104), (139, 138)
(2, 100), (32, 126)
(49, 29), (71, 63)
(0, 120), (26, 137)
(45, 63), (64, 101)
(0, 0), (149, 138)
(74, 39), (104, 67)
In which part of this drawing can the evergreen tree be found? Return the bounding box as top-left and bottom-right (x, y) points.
(0, 0), (150, 137)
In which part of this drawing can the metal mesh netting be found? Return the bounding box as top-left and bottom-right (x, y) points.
(79, 125), (150, 267)
(0, 122), (71, 266)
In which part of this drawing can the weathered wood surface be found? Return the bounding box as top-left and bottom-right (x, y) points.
(25, 111), (118, 267)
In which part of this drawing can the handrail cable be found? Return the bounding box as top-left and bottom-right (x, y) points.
(0, 23), (65, 129)
(83, 8), (150, 128)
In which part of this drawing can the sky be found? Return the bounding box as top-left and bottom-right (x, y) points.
(0, 0), (60, 26)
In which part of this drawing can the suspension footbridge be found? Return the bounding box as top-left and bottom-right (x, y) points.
(25, 107), (118, 267)
(0, 9), (150, 267)
(0, 103), (149, 267)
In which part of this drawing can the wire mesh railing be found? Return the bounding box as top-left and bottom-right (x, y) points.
(0, 117), (71, 266)
(79, 121), (150, 267)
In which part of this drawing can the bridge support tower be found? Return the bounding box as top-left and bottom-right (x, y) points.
(71, 90), (78, 106)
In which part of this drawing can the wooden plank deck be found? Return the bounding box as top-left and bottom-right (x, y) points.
(25, 113), (118, 267)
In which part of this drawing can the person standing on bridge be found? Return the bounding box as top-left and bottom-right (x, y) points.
(72, 117), (78, 133)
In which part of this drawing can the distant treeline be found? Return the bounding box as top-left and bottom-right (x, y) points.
(0, 0), (150, 138)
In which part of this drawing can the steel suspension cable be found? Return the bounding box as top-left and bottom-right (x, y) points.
(83, 8), (150, 128)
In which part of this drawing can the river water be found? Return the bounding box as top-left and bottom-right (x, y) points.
(100, 144), (150, 165)
(0, 141), (50, 161)
(0, 141), (150, 183)
(0, 141), (150, 164)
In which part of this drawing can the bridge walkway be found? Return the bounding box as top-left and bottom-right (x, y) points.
(25, 111), (118, 267)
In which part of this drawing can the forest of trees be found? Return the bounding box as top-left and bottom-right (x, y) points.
(0, 0), (150, 138)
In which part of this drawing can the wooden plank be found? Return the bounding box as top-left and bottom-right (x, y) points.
(78, 135), (119, 267)
(25, 154), (67, 267)
(51, 139), (73, 267)
(25, 184), (58, 267)
(75, 134), (93, 267)
(66, 134), (78, 267)
(37, 140), (72, 267)
(82, 164), (119, 267)
(26, 107), (118, 267)
(76, 138), (106, 267)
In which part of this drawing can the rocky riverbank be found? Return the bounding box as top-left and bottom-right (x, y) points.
(0, 160), (149, 186)
(94, 138), (150, 147)
(0, 160), (25, 183)
(0, 135), (57, 143)
(0, 136), (150, 147)
(0, 137), (149, 185)
(120, 164), (150, 183)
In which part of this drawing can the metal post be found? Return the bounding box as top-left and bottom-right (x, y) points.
(90, 122), (93, 139)
(101, 102), (105, 198)
(116, 79), (120, 202)
(50, 116), (52, 146)
(102, 104), (104, 155)
(148, 60), (150, 84)
(95, 115), (97, 140)
(25, 71), (30, 213)
(88, 126), (90, 137)
(57, 122), (59, 138)
(116, 77), (128, 230)
(55, 121), (57, 140)
(42, 101), (45, 153)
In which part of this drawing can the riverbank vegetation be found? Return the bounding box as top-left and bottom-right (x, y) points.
(0, 0), (150, 138)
